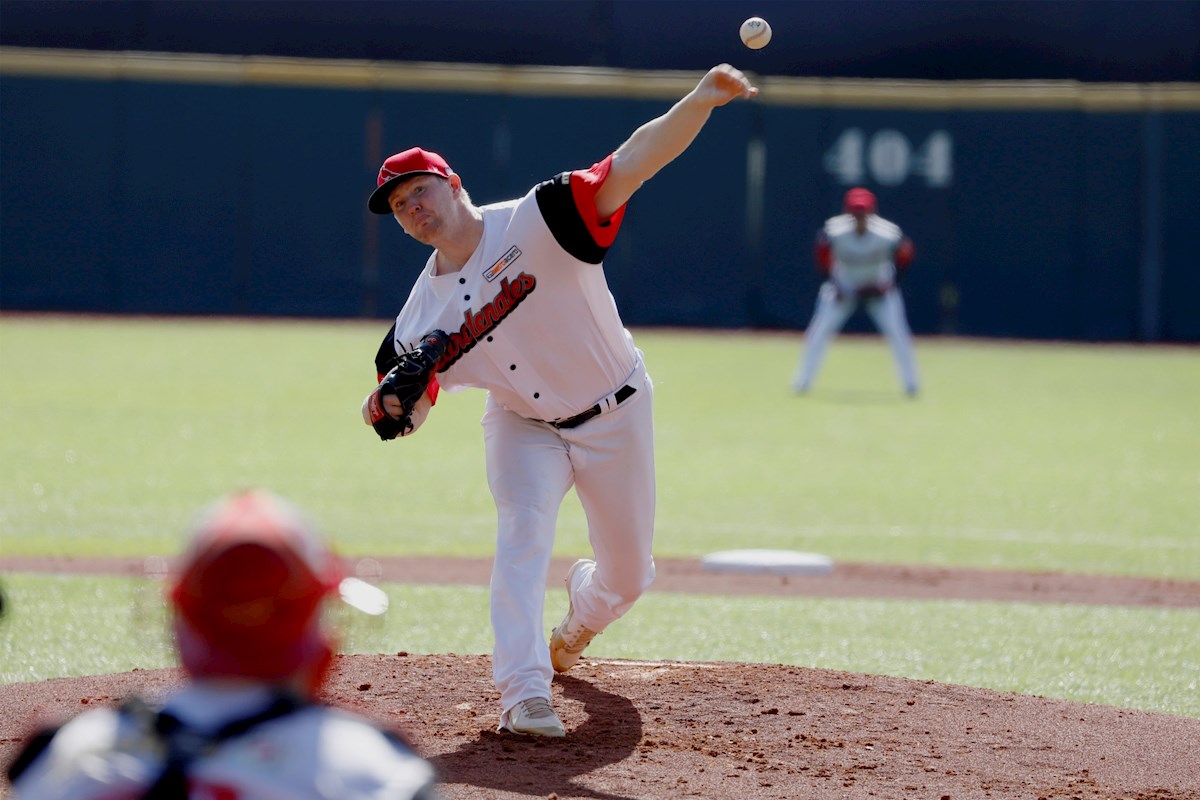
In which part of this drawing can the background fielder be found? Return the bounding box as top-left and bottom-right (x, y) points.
(792, 187), (920, 396)
(363, 65), (758, 737)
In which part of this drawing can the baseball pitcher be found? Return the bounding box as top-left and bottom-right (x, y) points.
(362, 65), (759, 737)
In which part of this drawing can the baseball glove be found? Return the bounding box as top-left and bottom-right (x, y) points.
(366, 329), (449, 441)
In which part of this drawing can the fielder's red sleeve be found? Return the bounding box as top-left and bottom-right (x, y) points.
(895, 237), (915, 270)
(814, 235), (833, 274)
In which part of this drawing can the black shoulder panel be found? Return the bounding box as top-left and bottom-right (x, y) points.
(534, 173), (608, 265)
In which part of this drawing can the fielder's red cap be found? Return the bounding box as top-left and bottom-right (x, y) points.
(168, 489), (344, 684)
(368, 147), (454, 215)
(844, 187), (877, 215)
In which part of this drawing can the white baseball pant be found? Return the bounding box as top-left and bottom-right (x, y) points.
(794, 283), (919, 394)
(482, 365), (656, 716)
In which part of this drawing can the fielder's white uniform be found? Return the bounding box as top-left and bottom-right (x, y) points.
(792, 212), (920, 395)
(375, 155), (655, 724)
(10, 683), (439, 799)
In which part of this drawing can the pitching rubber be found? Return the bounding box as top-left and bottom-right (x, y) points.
(700, 549), (834, 576)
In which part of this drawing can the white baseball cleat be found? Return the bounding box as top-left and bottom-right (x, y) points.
(499, 697), (565, 737)
(550, 558), (599, 673)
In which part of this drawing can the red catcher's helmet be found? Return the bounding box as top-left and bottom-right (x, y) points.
(844, 187), (877, 215)
(168, 490), (344, 686)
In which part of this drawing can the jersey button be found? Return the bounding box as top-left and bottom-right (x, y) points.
(464, 295), (470, 301)
(509, 364), (516, 370)
(458, 277), (466, 284)
(533, 392), (540, 399)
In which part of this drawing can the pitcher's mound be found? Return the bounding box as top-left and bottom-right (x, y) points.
(5, 654), (1198, 799)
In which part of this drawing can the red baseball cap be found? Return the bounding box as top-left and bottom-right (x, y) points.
(844, 187), (877, 215)
(368, 147), (454, 215)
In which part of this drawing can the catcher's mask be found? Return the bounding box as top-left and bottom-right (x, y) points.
(844, 187), (877, 215)
(168, 490), (344, 688)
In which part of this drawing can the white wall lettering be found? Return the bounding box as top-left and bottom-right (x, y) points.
(824, 128), (954, 187)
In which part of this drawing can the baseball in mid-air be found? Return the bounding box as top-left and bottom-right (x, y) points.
(739, 16), (772, 49)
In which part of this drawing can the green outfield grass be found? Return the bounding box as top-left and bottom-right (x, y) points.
(1, 316), (1198, 714)
(2, 316), (1196, 576)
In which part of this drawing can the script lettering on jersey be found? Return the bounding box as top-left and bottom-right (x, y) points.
(439, 271), (537, 369)
(483, 245), (523, 282)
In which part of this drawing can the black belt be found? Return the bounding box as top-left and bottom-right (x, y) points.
(549, 385), (637, 430)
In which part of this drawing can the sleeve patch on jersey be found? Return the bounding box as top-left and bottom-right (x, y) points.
(534, 154), (626, 264)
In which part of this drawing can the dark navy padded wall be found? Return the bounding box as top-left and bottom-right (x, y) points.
(2, 73), (1197, 342)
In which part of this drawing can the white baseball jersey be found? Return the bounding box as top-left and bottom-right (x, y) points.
(821, 213), (905, 293)
(376, 156), (638, 426)
(10, 684), (439, 800)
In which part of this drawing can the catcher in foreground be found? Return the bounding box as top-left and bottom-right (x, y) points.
(8, 490), (439, 799)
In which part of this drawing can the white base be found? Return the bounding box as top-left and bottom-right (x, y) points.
(700, 549), (834, 576)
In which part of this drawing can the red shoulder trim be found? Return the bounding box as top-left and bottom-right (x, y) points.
(569, 154), (627, 249)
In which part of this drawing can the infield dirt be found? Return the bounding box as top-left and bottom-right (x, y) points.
(2, 555), (1198, 799)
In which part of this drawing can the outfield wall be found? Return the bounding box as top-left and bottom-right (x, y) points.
(2, 48), (1198, 341)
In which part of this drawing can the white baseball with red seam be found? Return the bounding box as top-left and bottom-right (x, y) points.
(739, 17), (772, 49)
